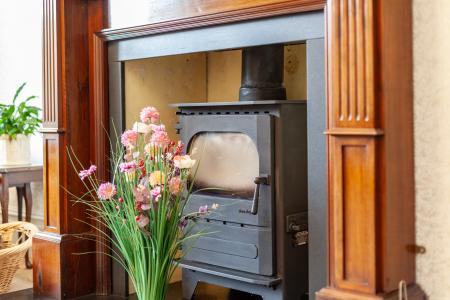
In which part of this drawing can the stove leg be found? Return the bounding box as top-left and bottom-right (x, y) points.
(181, 267), (287, 300)
(182, 269), (198, 300)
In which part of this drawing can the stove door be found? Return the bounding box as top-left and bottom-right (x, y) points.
(179, 114), (275, 276)
(179, 114), (274, 227)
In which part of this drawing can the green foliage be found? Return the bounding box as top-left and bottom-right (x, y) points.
(0, 82), (41, 139)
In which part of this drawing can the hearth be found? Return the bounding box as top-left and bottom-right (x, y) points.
(177, 45), (308, 300)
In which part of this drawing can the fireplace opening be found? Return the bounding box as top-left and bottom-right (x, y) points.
(124, 44), (306, 136)
(121, 39), (324, 300)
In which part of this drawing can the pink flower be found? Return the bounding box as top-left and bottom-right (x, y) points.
(169, 177), (182, 195)
(133, 184), (151, 210)
(151, 186), (162, 202)
(198, 205), (208, 214)
(136, 214), (150, 228)
(119, 161), (137, 173)
(150, 130), (170, 147)
(140, 106), (160, 123)
(79, 165), (97, 180)
(97, 182), (117, 200)
(121, 130), (138, 148)
(149, 123), (166, 132)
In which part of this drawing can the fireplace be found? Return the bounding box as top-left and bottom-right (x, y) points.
(107, 11), (326, 299)
(177, 45), (309, 299)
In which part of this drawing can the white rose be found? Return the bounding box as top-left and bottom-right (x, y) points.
(173, 155), (196, 169)
(132, 122), (151, 134)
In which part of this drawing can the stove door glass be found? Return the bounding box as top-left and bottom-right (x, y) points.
(188, 132), (259, 199)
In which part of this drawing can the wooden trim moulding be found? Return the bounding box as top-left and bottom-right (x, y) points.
(99, 0), (326, 41)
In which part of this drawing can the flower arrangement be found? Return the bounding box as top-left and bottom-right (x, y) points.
(70, 106), (216, 300)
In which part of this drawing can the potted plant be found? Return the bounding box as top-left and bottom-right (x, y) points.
(0, 83), (41, 166)
(70, 106), (218, 300)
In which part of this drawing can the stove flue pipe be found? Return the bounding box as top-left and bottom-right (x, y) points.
(239, 44), (287, 101)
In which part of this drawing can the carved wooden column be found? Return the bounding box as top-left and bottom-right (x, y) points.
(33, 0), (106, 298)
(317, 0), (425, 299)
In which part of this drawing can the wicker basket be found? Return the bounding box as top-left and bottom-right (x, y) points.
(0, 222), (38, 294)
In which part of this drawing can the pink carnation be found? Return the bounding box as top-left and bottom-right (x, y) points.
(119, 161), (137, 173)
(150, 130), (170, 147)
(79, 165), (97, 180)
(97, 182), (117, 200)
(121, 130), (138, 148)
(149, 124), (166, 132)
(140, 106), (160, 123)
(151, 186), (162, 202)
(136, 214), (150, 228)
(133, 184), (151, 210)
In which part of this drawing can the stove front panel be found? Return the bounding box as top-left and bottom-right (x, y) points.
(179, 114), (275, 275)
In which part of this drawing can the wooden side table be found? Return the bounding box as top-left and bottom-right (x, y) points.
(0, 165), (43, 268)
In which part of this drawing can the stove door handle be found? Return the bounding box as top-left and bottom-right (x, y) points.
(251, 175), (269, 215)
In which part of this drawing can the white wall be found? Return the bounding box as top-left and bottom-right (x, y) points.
(414, 1), (450, 299)
(0, 1), (44, 221)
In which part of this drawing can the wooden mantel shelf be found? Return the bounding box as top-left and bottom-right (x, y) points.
(34, 0), (425, 299)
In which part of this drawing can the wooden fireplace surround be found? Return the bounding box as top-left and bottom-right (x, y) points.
(34, 0), (425, 299)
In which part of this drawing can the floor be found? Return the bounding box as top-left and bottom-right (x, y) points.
(0, 282), (262, 299)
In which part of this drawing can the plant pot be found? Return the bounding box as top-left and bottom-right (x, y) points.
(0, 134), (31, 166)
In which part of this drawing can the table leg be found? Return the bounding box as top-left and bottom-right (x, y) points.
(16, 186), (24, 221)
(0, 176), (9, 223)
(24, 183), (33, 268)
(24, 184), (32, 223)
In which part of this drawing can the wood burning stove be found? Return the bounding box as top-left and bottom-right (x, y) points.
(177, 45), (309, 300)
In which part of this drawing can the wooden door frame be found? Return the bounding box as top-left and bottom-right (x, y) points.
(36, 0), (425, 299)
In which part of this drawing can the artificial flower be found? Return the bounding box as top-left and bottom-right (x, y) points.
(119, 161), (137, 173)
(136, 214), (150, 228)
(175, 141), (184, 155)
(173, 155), (196, 169)
(211, 203), (220, 210)
(121, 130), (138, 148)
(97, 182), (117, 200)
(198, 205), (208, 214)
(151, 186), (162, 202)
(149, 123), (166, 132)
(79, 165), (97, 180)
(168, 177), (182, 195)
(149, 171), (165, 187)
(150, 130), (170, 147)
(140, 106), (160, 123)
